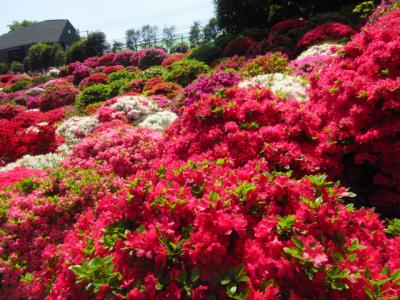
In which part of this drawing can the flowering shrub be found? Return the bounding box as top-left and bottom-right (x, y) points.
(267, 19), (309, 53)
(139, 111), (178, 132)
(141, 77), (163, 91)
(289, 55), (333, 76)
(98, 53), (117, 66)
(67, 62), (93, 85)
(112, 50), (134, 66)
(65, 122), (162, 176)
(98, 95), (158, 124)
(0, 152), (64, 172)
(56, 115), (99, 146)
(296, 43), (341, 60)
(102, 65), (124, 74)
(165, 59), (211, 87)
(0, 167), (45, 190)
(238, 73), (309, 102)
(38, 83), (79, 112)
(296, 22), (356, 52)
(0, 167), (125, 298)
(308, 10), (400, 210)
(131, 48), (169, 70)
(240, 52), (289, 77)
(121, 79), (147, 94)
(223, 36), (256, 57)
(146, 82), (183, 99)
(0, 105), (25, 119)
(139, 65), (167, 80)
(79, 73), (109, 88)
(83, 56), (100, 68)
(0, 121), (61, 166)
(7, 159), (400, 299)
(213, 55), (246, 72)
(1, 9), (400, 299)
(182, 71), (242, 108)
(161, 53), (187, 66)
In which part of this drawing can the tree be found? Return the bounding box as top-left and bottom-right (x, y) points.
(162, 25), (176, 52)
(9, 61), (24, 73)
(126, 29), (141, 51)
(86, 31), (107, 57)
(140, 25), (158, 48)
(24, 43), (52, 71)
(203, 18), (221, 44)
(189, 21), (202, 48)
(8, 20), (37, 31)
(111, 40), (124, 52)
(49, 44), (66, 67)
(66, 40), (87, 63)
(213, 0), (375, 34)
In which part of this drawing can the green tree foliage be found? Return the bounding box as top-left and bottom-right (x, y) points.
(0, 63), (8, 75)
(189, 21), (202, 48)
(203, 17), (220, 44)
(86, 31), (107, 57)
(67, 40), (87, 63)
(213, 0), (379, 34)
(9, 61), (24, 73)
(162, 25), (176, 52)
(25, 43), (66, 71)
(126, 29), (141, 51)
(111, 40), (124, 52)
(7, 20), (37, 31)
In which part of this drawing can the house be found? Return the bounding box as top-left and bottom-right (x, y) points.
(0, 19), (79, 63)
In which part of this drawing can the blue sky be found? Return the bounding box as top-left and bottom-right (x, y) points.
(0, 0), (215, 43)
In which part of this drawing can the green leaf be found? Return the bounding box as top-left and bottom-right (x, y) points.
(385, 218), (400, 236)
(20, 273), (34, 283)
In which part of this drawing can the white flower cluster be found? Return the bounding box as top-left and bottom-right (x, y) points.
(0, 152), (64, 172)
(139, 111), (178, 132)
(56, 115), (99, 146)
(46, 68), (60, 77)
(110, 95), (159, 124)
(296, 43), (342, 60)
(25, 87), (44, 96)
(238, 73), (309, 102)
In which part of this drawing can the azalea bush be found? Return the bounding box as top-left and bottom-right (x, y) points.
(240, 52), (289, 77)
(296, 22), (356, 52)
(0, 7), (400, 300)
(75, 84), (111, 111)
(38, 83), (79, 112)
(308, 10), (400, 211)
(165, 59), (211, 87)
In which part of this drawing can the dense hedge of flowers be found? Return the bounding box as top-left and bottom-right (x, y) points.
(308, 10), (400, 210)
(181, 71), (242, 108)
(0, 108), (65, 166)
(0, 7), (400, 299)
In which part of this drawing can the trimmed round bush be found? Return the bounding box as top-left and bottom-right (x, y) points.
(296, 22), (356, 52)
(188, 44), (223, 65)
(165, 59), (211, 87)
(39, 84), (79, 112)
(138, 66), (167, 80)
(240, 52), (289, 77)
(75, 84), (111, 111)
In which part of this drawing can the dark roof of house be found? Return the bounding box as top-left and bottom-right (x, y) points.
(0, 20), (70, 51)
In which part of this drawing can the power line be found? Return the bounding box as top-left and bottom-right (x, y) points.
(81, 1), (212, 31)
